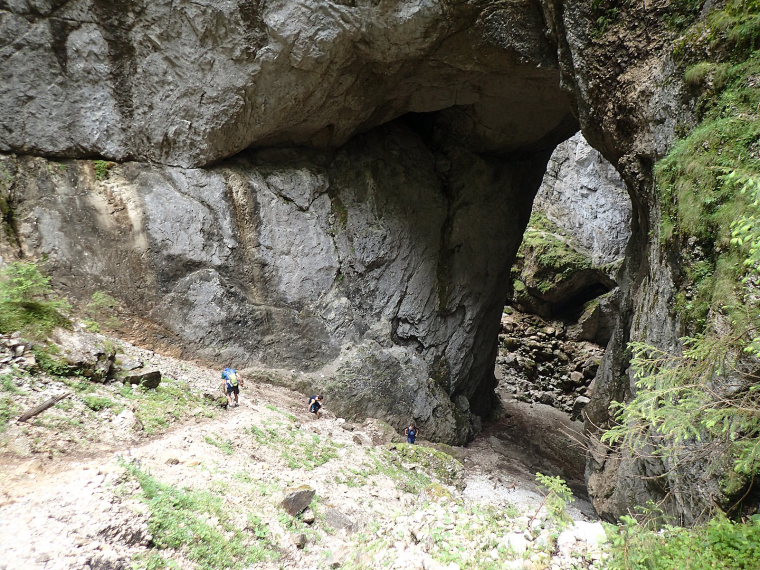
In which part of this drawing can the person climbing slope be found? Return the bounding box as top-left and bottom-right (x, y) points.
(404, 422), (419, 444)
(221, 367), (243, 407)
(308, 394), (323, 418)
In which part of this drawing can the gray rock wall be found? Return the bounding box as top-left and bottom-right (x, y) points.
(0, 120), (550, 443)
(0, 0), (720, 522)
(1, 0), (569, 166)
(534, 132), (631, 265)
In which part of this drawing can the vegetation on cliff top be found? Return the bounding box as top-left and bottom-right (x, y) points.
(512, 212), (594, 296)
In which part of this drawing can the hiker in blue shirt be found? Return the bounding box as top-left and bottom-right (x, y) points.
(404, 422), (419, 444)
(221, 367), (243, 407)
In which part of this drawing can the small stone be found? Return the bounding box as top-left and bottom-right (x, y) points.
(291, 533), (307, 549)
(166, 458), (180, 465)
(280, 485), (315, 516)
(324, 507), (357, 532)
(302, 508), (316, 524)
(571, 396), (591, 420)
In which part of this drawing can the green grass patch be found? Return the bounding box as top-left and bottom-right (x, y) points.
(0, 262), (71, 339)
(131, 552), (180, 570)
(123, 461), (278, 569)
(93, 160), (115, 181)
(203, 435), (235, 455)
(120, 378), (216, 435)
(32, 344), (74, 377)
(606, 514), (760, 569)
(0, 373), (20, 393)
(657, 30), (760, 331)
(82, 394), (119, 412)
(249, 421), (340, 470)
(264, 403), (298, 422)
(63, 377), (97, 393)
(0, 395), (18, 432)
(347, 444), (463, 495)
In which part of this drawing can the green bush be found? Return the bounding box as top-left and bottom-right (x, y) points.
(32, 344), (73, 377)
(82, 395), (117, 412)
(249, 421), (340, 470)
(606, 514), (760, 569)
(0, 261), (70, 338)
(93, 160), (115, 181)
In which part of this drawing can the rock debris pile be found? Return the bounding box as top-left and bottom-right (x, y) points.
(496, 310), (603, 419)
(0, 332), (36, 373)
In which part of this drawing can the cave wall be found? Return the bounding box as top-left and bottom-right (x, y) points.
(0, 0), (579, 444)
(534, 132), (631, 266)
(539, 1), (724, 524)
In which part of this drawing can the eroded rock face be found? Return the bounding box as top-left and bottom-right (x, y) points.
(534, 132), (631, 266)
(0, 117), (556, 443)
(0, 0), (716, 522)
(0, 0), (570, 167)
(1, 1), (581, 445)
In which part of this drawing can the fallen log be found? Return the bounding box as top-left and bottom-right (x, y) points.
(17, 393), (70, 423)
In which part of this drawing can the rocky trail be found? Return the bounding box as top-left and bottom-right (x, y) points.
(0, 343), (605, 570)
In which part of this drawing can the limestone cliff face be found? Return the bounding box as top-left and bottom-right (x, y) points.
(0, 0), (569, 166)
(0, 0), (713, 520)
(0, 122), (551, 443)
(1, 0), (579, 444)
(534, 132), (631, 266)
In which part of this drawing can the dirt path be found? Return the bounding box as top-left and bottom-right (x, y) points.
(0, 370), (604, 570)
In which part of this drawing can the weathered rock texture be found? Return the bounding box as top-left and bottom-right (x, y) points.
(0, 0), (571, 167)
(0, 124), (553, 443)
(0, 0), (719, 522)
(534, 132), (631, 265)
(541, 1), (719, 524)
(0, 0), (584, 446)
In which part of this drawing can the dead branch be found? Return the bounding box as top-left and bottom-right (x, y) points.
(17, 393), (70, 423)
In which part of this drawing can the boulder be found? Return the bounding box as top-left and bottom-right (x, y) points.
(122, 370), (161, 390)
(567, 290), (619, 346)
(48, 329), (116, 382)
(280, 485), (315, 516)
(571, 396), (591, 422)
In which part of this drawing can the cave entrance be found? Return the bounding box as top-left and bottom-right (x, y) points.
(488, 132), (633, 495)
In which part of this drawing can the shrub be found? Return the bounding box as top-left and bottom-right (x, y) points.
(0, 261), (70, 338)
(606, 514), (760, 569)
(93, 160), (115, 181)
(82, 395), (117, 412)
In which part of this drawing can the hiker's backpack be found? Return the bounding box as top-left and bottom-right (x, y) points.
(222, 368), (239, 387)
